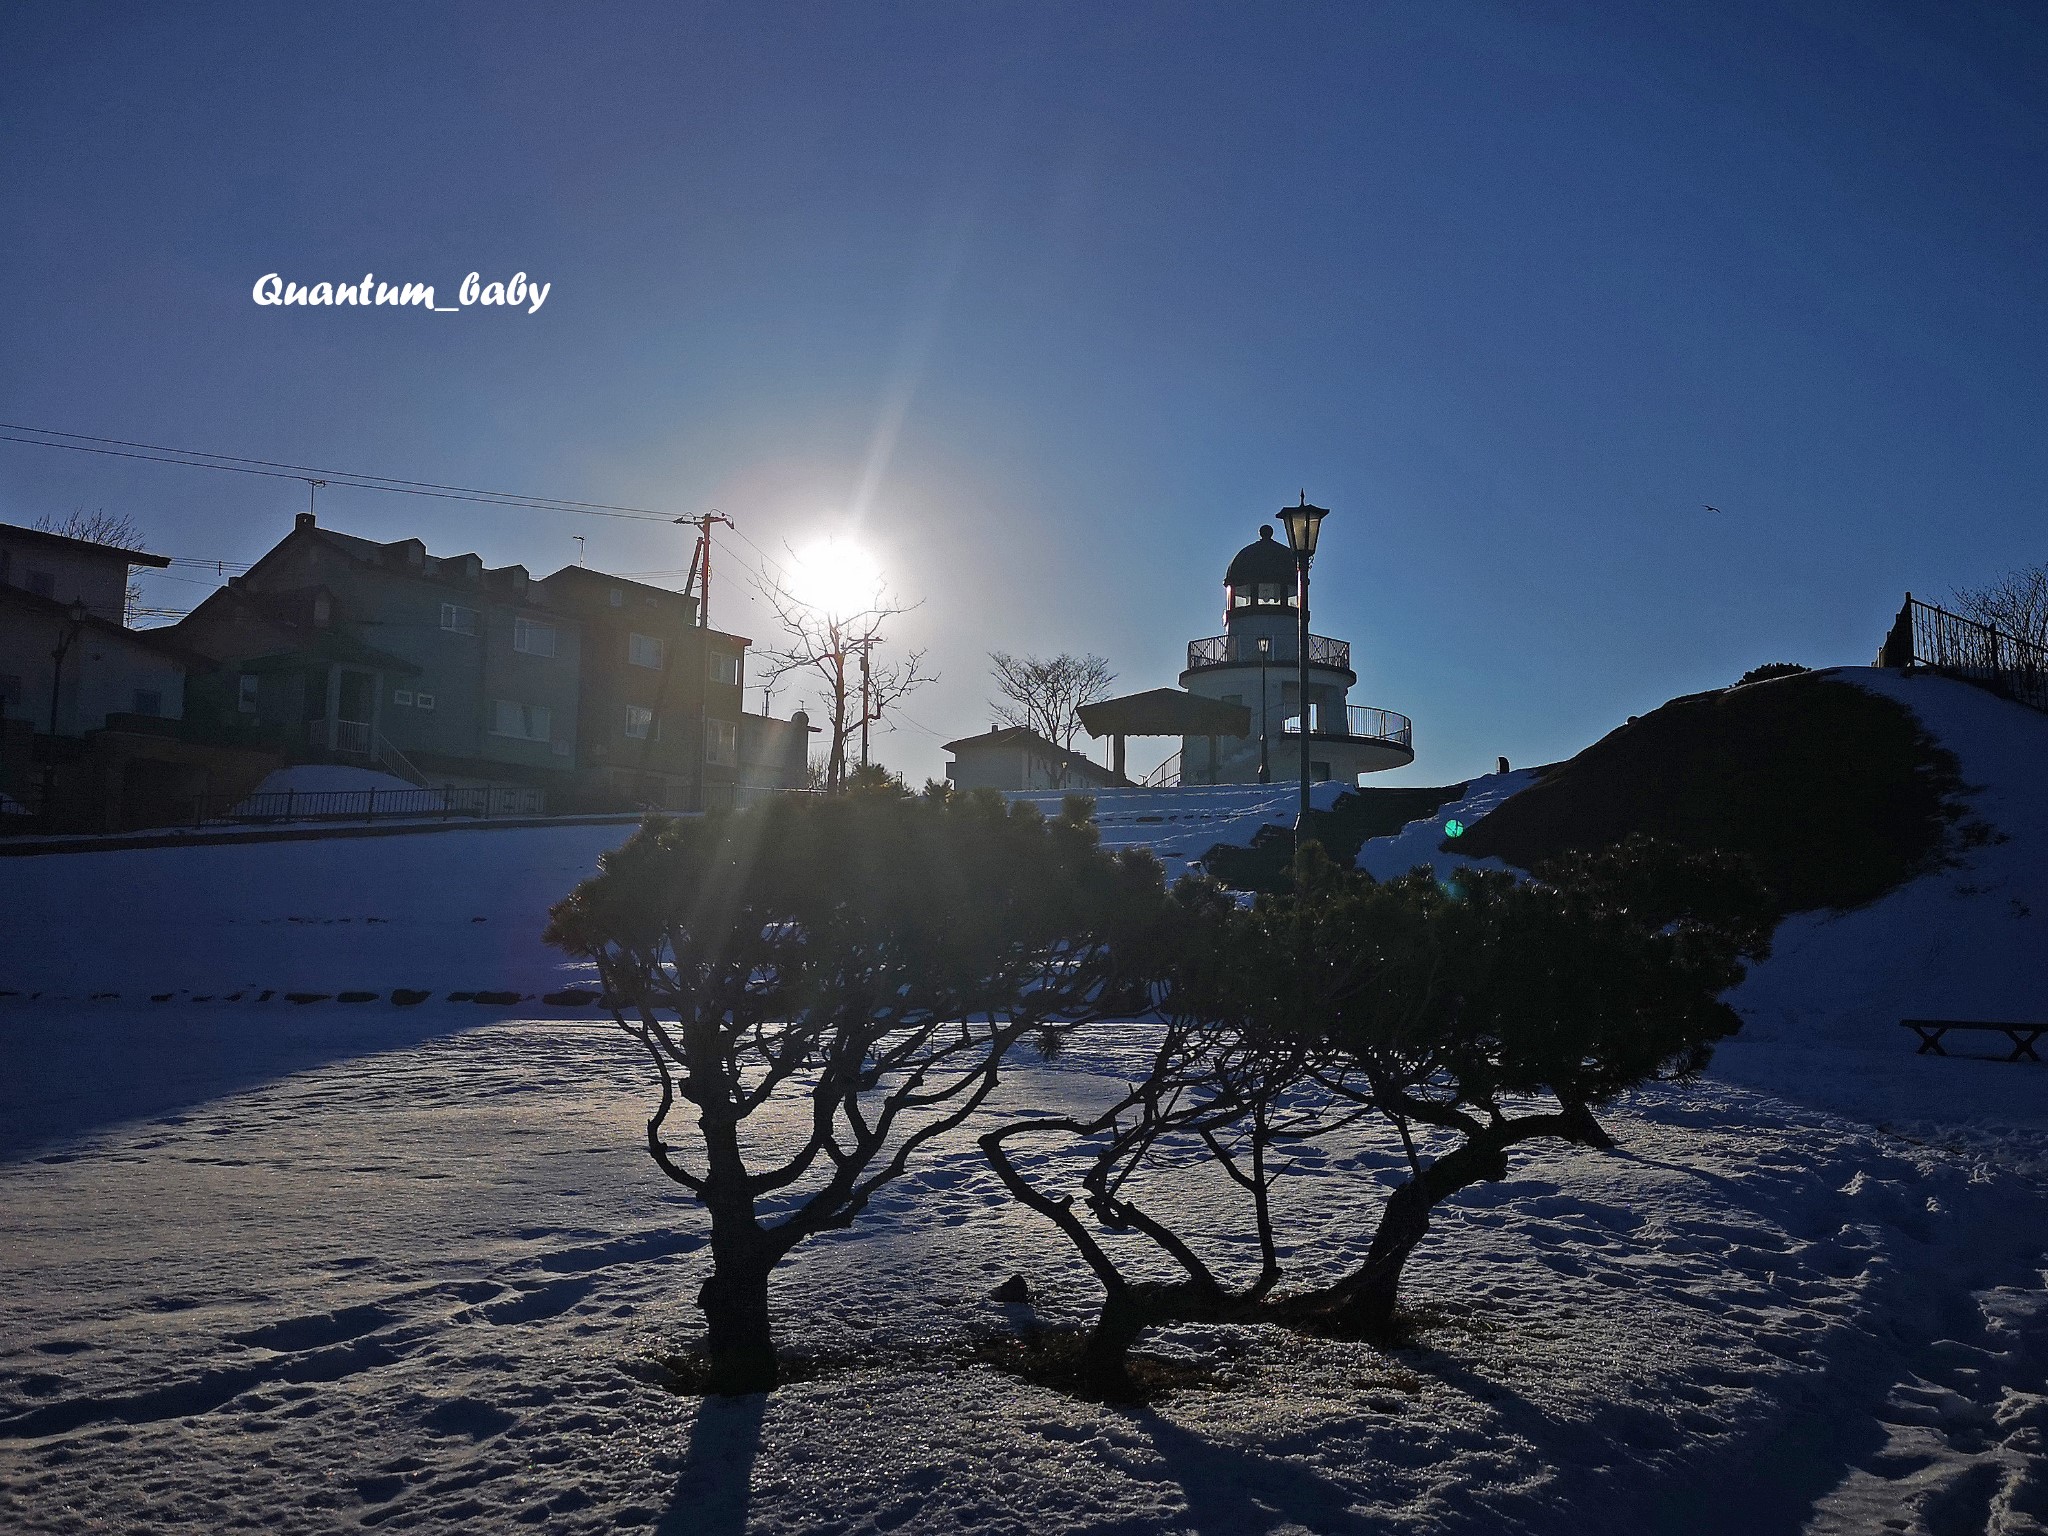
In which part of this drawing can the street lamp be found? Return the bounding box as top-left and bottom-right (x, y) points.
(1256, 635), (1271, 784)
(1278, 495), (1328, 830)
(41, 597), (89, 823)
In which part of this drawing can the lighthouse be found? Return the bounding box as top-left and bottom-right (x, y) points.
(1175, 524), (1413, 786)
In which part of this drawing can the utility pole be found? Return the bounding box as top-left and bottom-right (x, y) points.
(859, 637), (872, 771)
(673, 511), (734, 813)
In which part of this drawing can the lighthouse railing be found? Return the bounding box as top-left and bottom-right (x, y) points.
(1281, 705), (1412, 749)
(1185, 633), (1351, 673)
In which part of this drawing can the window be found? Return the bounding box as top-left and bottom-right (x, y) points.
(440, 603), (479, 635)
(238, 674), (260, 713)
(608, 588), (624, 608)
(706, 718), (738, 766)
(624, 704), (656, 740)
(707, 651), (741, 686)
(393, 689), (414, 707)
(132, 689), (162, 717)
(26, 570), (55, 599)
(512, 617), (557, 657)
(628, 632), (664, 669)
(415, 692), (436, 711)
(1311, 761), (1332, 783)
(490, 699), (551, 741)
(1258, 582), (1285, 605)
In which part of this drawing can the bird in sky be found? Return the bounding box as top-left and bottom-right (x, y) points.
(1704, 504), (1722, 514)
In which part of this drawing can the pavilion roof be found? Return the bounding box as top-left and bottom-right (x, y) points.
(1077, 688), (1251, 739)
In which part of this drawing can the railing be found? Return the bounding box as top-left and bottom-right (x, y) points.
(309, 718), (373, 754)
(1282, 704), (1413, 749)
(1185, 633), (1352, 674)
(220, 785), (547, 821)
(1139, 749), (1182, 788)
(1878, 595), (2048, 715)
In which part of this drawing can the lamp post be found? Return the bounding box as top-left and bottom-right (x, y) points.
(1278, 495), (1328, 832)
(41, 597), (89, 823)
(1256, 635), (1271, 784)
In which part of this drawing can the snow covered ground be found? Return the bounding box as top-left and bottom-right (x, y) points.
(1, 1007), (2042, 1535)
(2, 669), (2045, 1533)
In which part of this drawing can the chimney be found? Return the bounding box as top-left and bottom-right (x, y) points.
(295, 511), (316, 532)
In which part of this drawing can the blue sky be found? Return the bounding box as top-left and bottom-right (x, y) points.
(2, 1), (2042, 786)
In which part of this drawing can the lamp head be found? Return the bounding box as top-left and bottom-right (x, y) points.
(67, 598), (88, 626)
(1278, 494), (1328, 557)
(1256, 636), (1271, 655)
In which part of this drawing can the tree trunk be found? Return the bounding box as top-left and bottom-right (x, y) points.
(1337, 1182), (1431, 1338)
(1080, 1289), (1147, 1397)
(697, 1250), (777, 1394)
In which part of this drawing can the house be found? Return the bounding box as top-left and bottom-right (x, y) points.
(0, 521), (275, 829)
(943, 725), (1123, 793)
(172, 512), (583, 790)
(535, 564), (747, 811)
(0, 522), (184, 735)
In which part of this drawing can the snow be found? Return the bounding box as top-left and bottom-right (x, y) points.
(245, 764), (423, 797)
(0, 821), (637, 998)
(1726, 668), (2048, 1053)
(1, 1009), (2042, 1534)
(1008, 781), (1351, 883)
(1354, 768), (1543, 882)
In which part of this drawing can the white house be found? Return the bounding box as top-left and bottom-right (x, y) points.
(943, 725), (1123, 793)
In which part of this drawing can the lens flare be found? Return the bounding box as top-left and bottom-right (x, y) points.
(786, 536), (883, 619)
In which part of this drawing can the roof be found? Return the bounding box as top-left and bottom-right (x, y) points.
(0, 521), (170, 569)
(0, 581), (205, 664)
(942, 725), (1119, 782)
(1078, 688), (1252, 738)
(1224, 525), (1296, 589)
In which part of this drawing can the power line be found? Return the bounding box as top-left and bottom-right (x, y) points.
(0, 424), (677, 522)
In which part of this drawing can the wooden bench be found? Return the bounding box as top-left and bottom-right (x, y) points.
(1901, 1019), (2044, 1063)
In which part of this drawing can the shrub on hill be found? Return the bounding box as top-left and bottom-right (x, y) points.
(1736, 662), (1810, 686)
(545, 785), (1169, 1393)
(1453, 673), (1964, 913)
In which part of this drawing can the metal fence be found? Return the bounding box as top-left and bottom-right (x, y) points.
(1185, 632), (1352, 673)
(215, 784), (549, 823)
(1879, 595), (2048, 715)
(1281, 704), (1413, 748)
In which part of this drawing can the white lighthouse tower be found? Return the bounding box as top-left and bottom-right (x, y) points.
(1176, 524), (1412, 786)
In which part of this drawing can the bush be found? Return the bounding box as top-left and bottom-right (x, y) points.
(545, 787), (1168, 1393)
(981, 837), (1774, 1389)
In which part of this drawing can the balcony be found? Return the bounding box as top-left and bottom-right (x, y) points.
(1282, 704), (1413, 749)
(1185, 633), (1351, 674)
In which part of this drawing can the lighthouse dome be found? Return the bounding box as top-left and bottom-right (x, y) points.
(1225, 525), (1296, 589)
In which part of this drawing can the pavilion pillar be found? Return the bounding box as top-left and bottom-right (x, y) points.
(1113, 734), (1127, 780)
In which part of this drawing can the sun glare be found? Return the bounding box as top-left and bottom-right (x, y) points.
(787, 535), (884, 618)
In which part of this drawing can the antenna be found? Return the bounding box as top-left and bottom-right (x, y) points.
(573, 534), (585, 565)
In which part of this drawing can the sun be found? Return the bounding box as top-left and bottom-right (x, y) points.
(786, 535), (884, 619)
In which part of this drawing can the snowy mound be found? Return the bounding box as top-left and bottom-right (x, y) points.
(1007, 781), (1350, 883)
(1729, 669), (2048, 1050)
(1353, 768), (1541, 881)
(245, 765), (422, 796)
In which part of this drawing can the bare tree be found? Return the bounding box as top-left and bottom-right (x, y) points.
(1953, 563), (2048, 656)
(989, 652), (1115, 787)
(34, 507), (148, 624)
(756, 569), (932, 794)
